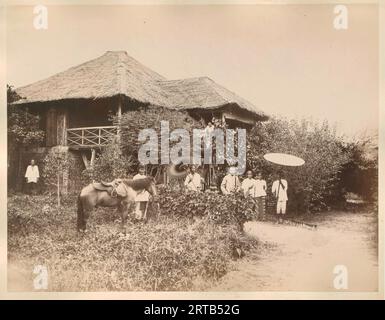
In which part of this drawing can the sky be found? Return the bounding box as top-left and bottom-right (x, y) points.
(6, 4), (379, 137)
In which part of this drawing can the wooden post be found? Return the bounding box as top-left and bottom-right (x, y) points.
(57, 172), (61, 207)
(221, 112), (226, 126)
(56, 108), (68, 146)
(46, 107), (57, 146)
(117, 98), (122, 118)
(90, 149), (96, 167)
(116, 96), (123, 150)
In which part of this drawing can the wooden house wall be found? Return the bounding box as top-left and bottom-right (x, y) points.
(67, 100), (115, 128)
(46, 107), (57, 146)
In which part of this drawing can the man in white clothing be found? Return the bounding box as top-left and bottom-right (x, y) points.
(221, 167), (241, 195)
(25, 159), (39, 195)
(133, 166), (150, 221)
(271, 172), (288, 223)
(184, 165), (203, 192)
(241, 170), (256, 198)
(254, 171), (267, 217)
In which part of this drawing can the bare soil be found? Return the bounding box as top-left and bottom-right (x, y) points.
(210, 211), (378, 291)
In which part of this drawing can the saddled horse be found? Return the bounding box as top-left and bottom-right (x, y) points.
(77, 177), (157, 232)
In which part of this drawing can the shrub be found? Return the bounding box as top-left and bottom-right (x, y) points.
(157, 186), (259, 228)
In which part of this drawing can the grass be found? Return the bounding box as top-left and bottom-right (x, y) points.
(8, 194), (257, 291)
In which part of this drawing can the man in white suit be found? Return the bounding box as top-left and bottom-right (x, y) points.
(272, 172), (288, 223)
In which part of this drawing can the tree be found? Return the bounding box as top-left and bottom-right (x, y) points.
(42, 148), (74, 207)
(339, 134), (378, 203)
(82, 142), (135, 182)
(114, 105), (204, 162)
(7, 85), (45, 189)
(111, 106), (204, 180)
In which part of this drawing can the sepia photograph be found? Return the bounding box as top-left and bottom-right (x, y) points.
(2, 1), (382, 298)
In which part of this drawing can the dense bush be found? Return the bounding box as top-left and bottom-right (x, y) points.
(339, 135), (378, 203)
(8, 194), (257, 291)
(157, 186), (259, 228)
(82, 143), (135, 182)
(247, 117), (351, 213)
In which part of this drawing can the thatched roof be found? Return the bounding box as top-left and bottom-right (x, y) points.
(15, 51), (267, 119)
(159, 77), (264, 116)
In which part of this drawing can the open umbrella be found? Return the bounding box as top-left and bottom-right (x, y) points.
(263, 153), (305, 167)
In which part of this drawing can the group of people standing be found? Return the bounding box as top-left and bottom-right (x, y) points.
(184, 165), (289, 221)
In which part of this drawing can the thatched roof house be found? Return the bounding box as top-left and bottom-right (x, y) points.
(15, 51), (268, 148)
(12, 51), (269, 192)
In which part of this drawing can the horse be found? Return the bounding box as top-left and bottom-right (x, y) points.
(77, 177), (158, 232)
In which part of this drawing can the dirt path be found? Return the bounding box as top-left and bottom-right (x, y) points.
(210, 211), (378, 291)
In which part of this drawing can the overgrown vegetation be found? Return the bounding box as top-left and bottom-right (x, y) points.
(8, 193), (257, 291)
(157, 186), (259, 228)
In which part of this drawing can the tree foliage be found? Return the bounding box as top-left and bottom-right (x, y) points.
(82, 142), (135, 182)
(7, 84), (45, 189)
(7, 84), (44, 148)
(339, 134), (378, 202)
(113, 106), (204, 168)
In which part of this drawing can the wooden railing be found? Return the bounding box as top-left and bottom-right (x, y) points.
(66, 126), (118, 148)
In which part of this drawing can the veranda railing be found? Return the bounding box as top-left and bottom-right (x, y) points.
(66, 126), (117, 148)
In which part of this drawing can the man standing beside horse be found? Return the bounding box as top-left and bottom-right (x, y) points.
(133, 166), (150, 221)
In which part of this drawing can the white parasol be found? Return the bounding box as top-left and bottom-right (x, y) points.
(263, 153), (305, 167)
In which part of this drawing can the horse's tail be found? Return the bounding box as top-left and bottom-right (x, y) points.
(77, 193), (84, 231)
